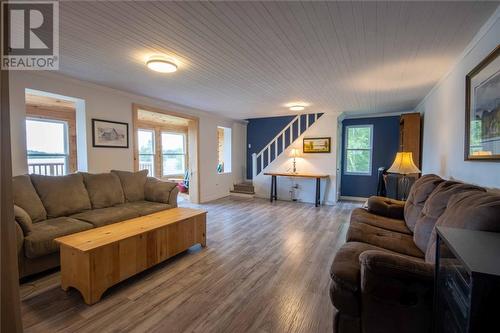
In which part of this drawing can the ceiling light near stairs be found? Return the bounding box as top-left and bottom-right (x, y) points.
(289, 105), (305, 111)
(146, 56), (178, 73)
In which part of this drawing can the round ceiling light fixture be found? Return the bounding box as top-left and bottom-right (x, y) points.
(146, 56), (178, 73)
(289, 105), (305, 111)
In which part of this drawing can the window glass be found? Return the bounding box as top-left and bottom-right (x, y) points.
(26, 118), (68, 175)
(138, 129), (155, 176)
(217, 126), (232, 173)
(161, 132), (186, 176)
(345, 125), (373, 175)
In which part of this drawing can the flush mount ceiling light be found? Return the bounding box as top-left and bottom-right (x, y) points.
(146, 56), (178, 73)
(289, 105), (305, 111)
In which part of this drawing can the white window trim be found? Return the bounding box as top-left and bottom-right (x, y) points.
(161, 131), (187, 178)
(344, 124), (373, 176)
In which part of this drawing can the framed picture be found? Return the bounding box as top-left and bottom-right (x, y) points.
(92, 119), (129, 148)
(465, 45), (500, 161)
(303, 137), (331, 153)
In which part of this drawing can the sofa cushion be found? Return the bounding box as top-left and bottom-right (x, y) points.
(82, 172), (125, 209)
(30, 173), (91, 218)
(12, 175), (47, 222)
(350, 208), (411, 235)
(144, 177), (177, 204)
(117, 201), (172, 216)
(111, 170), (148, 202)
(425, 191), (500, 263)
(71, 206), (140, 228)
(14, 205), (33, 235)
(404, 174), (444, 232)
(413, 181), (485, 253)
(330, 242), (394, 316)
(24, 217), (93, 259)
(347, 222), (424, 258)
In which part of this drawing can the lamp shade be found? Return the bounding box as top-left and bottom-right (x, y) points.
(387, 152), (421, 175)
(289, 148), (301, 158)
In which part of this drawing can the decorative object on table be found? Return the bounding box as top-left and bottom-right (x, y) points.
(303, 137), (331, 153)
(92, 119), (129, 148)
(387, 152), (420, 200)
(465, 45), (500, 161)
(289, 148), (301, 173)
(434, 226), (500, 332)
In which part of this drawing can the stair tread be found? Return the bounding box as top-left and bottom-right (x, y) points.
(230, 190), (255, 194)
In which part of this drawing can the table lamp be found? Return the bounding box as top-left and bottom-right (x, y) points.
(289, 148), (301, 173)
(387, 152), (420, 200)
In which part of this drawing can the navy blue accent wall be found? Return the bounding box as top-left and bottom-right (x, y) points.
(340, 116), (400, 198)
(246, 115), (295, 179)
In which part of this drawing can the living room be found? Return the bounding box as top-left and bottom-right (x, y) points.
(1, 1), (499, 332)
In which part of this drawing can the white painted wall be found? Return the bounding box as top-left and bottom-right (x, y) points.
(253, 113), (340, 205)
(9, 71), (246, 203)
(416, 8), (500, 188)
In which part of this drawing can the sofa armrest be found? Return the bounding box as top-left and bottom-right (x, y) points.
(367, 196), (405, 220)
(144, 177), (179, 207)
(359, 250), (434, 333)
(15, 221), (24, 254)
(168, 186), (179, 208)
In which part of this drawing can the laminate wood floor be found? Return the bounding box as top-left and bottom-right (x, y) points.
(20, 197), (359, 333)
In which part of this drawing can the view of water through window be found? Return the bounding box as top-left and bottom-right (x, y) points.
(26, 119), (68, 175)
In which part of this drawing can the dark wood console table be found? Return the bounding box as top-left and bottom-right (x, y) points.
(263, 172), (329, 207)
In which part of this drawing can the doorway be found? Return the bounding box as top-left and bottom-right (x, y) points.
(132, 104), (200, 204)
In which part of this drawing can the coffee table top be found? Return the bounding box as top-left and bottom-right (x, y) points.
(55, 207), (207, 252)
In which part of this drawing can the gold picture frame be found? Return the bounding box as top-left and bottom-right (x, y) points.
(303, 137), (331, 153)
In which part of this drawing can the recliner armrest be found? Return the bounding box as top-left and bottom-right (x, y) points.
(367, 196), (405, 220)
(359, 250), (434, 333)
(360, 250), (433, 282)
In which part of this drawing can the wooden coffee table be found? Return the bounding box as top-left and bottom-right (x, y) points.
(55, 207), (207, 305)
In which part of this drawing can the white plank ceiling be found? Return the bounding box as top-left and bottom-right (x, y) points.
(57, 1), (497, 119)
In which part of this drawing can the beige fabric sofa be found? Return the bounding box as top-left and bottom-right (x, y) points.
(13, 170), (179, 278)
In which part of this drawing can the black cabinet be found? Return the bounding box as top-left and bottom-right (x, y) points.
(434, 226), (500, 333)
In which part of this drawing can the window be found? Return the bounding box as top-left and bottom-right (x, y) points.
(138, 129), (155, 176)
(161, 132), (186, 176)
(217, 126), (232, 174)
(26, 118), (69, 176)
(344, 125), (373, 175)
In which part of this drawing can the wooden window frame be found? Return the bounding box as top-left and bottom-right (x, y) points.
(25, 102), (78, 174)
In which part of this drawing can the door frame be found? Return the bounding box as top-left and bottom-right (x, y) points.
(132, 103), (200, 204)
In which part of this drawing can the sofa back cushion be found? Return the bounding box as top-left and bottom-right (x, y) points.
(425, 191), (500, 263)
(413, 181), (485, 253)
(404, 174), (444, 232)
(82, 172), (125, 208)
(30, 173), (91, 218)
(111, 170), (148, 202)
(12, 175), (47, 222)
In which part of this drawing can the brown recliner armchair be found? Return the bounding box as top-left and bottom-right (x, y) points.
(329, 174), (500, 333)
